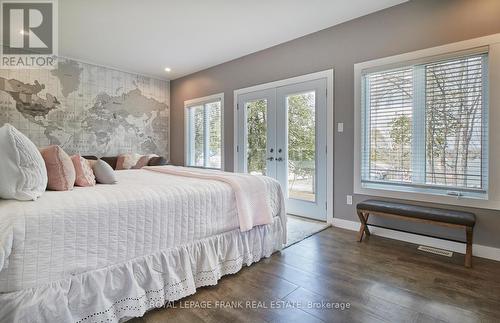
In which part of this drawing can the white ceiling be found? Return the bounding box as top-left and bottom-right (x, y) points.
(59, 0), (407, 80)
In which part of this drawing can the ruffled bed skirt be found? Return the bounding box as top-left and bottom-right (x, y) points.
(0, 216), (285, 323)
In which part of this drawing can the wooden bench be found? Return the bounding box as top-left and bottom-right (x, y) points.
(356, 200), (476, 267)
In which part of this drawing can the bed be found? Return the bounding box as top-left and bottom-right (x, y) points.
(0, 167), (286, 322)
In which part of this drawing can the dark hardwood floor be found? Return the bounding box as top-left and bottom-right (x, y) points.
(130, 227), (500, 323)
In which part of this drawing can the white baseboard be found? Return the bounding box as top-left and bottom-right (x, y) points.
(332, 218), (500, 262)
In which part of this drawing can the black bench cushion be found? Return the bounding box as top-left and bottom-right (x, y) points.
(357, 199), (476, 227)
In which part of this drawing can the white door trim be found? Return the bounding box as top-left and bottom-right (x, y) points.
(233, 69), (334, 223)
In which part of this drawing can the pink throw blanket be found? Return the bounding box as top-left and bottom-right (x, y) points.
(143, 166), (273, 231)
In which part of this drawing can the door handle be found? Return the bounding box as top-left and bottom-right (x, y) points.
(267, 157), (274, 161)
(276, 157), (283, 162)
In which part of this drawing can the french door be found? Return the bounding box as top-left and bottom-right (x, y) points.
(237, 78), (327, 220)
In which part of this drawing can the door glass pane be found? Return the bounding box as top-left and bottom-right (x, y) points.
(192, 105), (204, 167)
(246, 99), (267, 175)
(287, 91), (316, 202)
(207, 101), (222, 168)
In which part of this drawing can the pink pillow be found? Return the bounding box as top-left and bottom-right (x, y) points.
(71, 154), (96, 187)
(116, 153), (142, 170)
(39, 145), (76, 191)
(132, 154), (157, 169)
(117, 153), (158, 170)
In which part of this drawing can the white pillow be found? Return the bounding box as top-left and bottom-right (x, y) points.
(0, 124), (48, 200)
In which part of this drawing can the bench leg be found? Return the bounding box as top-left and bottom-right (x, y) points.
(465, 226), (473, 268)
(357, 211), (370, 242)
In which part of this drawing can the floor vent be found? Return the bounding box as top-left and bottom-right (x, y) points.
(417, 245), (453, 257)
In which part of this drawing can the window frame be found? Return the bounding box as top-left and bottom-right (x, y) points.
(184, 93), (224, 170)
(360, 53), (489, 198)
(354, 34), (500, 210)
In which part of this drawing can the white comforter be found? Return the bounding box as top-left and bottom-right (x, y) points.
(144, 166), (274, 231)
(0, 169), (283, 293)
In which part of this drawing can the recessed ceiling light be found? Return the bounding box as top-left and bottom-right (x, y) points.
(164, 67), (171, 72)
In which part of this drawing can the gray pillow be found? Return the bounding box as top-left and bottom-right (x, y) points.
(92, 159), (117, 184)
(147, 156), (168, 166)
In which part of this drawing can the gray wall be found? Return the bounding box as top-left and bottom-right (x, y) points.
(170, 0), (500, 248)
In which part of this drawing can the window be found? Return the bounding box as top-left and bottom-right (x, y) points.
(185, 94), (223, 169)
(360, 52), (488, 198)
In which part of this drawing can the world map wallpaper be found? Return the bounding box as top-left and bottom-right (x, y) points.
(0, 58), (170, 158)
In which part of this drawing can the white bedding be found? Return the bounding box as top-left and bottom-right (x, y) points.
(0, 169), (284, 293)
(144, 166), (274, 231)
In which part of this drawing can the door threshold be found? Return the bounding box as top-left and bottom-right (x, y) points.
(287, 213), (327, 223)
